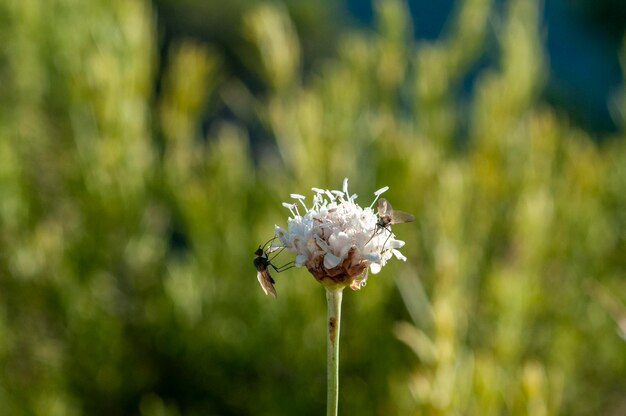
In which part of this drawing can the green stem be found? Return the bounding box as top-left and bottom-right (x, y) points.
(325, 286), (343, 416)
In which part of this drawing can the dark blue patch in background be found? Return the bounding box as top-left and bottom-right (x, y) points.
(345, 0), (625, 134)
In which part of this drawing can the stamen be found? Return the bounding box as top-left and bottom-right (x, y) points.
(374, 186), (389, 196)
(370, 185), (389, 208)
(312, 194), (321, 210)
(282, 202), (297, 217)
(290, 194), (308, 211)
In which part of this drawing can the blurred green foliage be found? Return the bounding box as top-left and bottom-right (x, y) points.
(1, 0), (625, 415)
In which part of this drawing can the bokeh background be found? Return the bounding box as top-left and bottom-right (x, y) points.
(1, 0), (625, 415)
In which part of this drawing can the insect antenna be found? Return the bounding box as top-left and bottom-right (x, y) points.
(260, 236), (277, 252)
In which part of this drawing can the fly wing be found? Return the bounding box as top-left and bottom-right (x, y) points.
(379, 198), (414, 224)
(257, 269), (277, 298)
(390, 210), (415, 224)
(377, 198), (392, 217)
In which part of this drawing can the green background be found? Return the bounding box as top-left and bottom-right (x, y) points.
(1, 0), (625, 414)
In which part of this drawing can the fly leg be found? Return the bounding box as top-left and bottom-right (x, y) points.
(271, 261), (295, 273)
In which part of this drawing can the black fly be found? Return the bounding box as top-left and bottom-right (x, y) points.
(376, 198), (415, 228)
(367, 198), (415, 249)
(253, 238), (294, 298)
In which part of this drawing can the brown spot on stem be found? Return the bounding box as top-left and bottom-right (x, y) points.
(329, 317), (337, 345)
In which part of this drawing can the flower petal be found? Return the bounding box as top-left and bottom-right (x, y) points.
(366, 253), (381, 263)
(329, 232), (349, 249)
(324, 252), (342, 269)
(370, 262), (382, 274)
(392, 249), (407, 261)
(295, 254), (308, 266)
(388, 239), (405, 249)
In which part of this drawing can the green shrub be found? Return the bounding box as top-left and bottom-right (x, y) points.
(0, 0), (624, 414)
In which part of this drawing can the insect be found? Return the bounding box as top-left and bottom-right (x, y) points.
(253, 238), (294, 298)
(376, 198), (415, 229)
(367, 198), (415, 248)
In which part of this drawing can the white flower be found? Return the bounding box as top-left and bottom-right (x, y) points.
(274, 178), (407, 290)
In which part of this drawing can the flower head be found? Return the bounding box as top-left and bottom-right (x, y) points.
(274, 178), (407, 290)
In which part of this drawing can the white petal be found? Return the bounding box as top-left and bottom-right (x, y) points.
(290, 193), (306, 200)
(392, 249), (407, 261)
(380, 249), (393, 262)
(324, 252), (342, 269)
(366, 253), (381, 263)
(315, 236), (329, 252)
(329, 232), (349, 248)
(342, 177), (349, 194)
(274, 227), (290, 246)
(295, 254), (308, 266)
(370, 262), (382, 274)
(388, 239), (405, 249)
(339, 244), (352, 259)
(294, 237), (307, 252)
